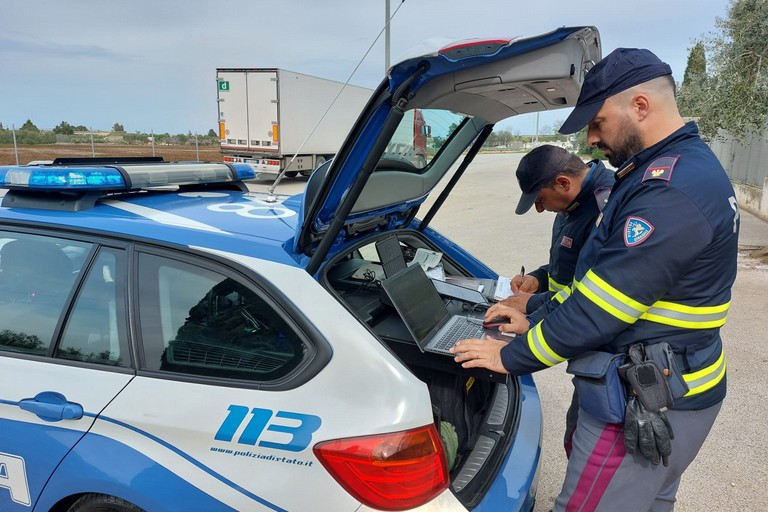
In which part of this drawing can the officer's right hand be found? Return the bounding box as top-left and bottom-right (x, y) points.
(511, 274), (539, 293)
(483, 304), (529, 334)
(623, 396), (674, 467)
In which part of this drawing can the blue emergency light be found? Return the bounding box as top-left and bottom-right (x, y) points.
(0, 162), (256, 192)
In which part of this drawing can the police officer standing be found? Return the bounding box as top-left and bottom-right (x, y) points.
(453, 48), (738, 511)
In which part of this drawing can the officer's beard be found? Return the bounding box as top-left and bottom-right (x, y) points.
(599, 115), (645, 168)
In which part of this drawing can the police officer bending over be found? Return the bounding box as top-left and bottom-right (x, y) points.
(501, 144), (613, 327)
(452, 48), (738, 512)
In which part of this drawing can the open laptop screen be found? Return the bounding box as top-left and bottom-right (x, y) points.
(381, 264), (450, 345)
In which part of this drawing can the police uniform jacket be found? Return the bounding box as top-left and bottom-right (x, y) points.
(526, 160), (613, 321)
(500, 122), (738, 410)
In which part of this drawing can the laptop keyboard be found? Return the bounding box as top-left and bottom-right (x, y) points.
(431, 318), (484, 353)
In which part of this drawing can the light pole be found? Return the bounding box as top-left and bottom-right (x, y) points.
(385, 0), (390, 74)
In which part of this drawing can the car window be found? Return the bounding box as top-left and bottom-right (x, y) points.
(379, 108), (468, 170)
(56, 248), (130, 367)
(0, 232), (92, 356)
(137, 253), (308, 383)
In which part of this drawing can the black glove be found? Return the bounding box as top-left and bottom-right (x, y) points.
(623, 396), (674, 466)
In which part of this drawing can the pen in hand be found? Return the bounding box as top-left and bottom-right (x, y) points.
(519, 265), (525, 280)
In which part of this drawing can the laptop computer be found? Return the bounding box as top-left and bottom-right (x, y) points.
(380, 263), (485, 356)
(375, 235), (407, 279)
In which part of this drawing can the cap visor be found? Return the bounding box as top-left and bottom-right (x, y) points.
(558, 100), (604, 134)
(515, 190), (538, 215)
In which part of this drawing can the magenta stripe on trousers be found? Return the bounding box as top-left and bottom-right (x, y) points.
(566, 423), (625, 512)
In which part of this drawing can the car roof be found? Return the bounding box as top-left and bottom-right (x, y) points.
(0, 163), (305, 266)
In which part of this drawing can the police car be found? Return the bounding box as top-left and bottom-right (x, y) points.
(0, 26), (601, 512)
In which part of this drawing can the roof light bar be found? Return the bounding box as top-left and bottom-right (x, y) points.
(0, 162), (256, 192)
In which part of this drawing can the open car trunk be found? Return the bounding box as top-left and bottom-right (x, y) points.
(306, 25), (601, 508)
(322, 230), (520, 507)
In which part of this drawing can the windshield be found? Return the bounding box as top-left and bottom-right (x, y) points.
(379, 108), (468, 171)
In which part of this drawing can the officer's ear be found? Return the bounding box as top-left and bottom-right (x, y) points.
(630, 93), (651, 122)
(554, 175), (571, 192)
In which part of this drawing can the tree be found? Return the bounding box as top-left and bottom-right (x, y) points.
(207, 129), (217, 138)
(112, 123), (125, 133)
(677, 42), (709, 119)
(53, 121), (75, 135)
(20, 119), (40, 132)
(696, 0), (768, 141)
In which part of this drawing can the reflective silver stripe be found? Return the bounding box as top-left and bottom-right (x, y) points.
(642, 301), (730, 329)
(527, 322), (565, 367)
(577, 271), (647, 323)
(548, 275), (568, 293)
(684, 349), (726, 396)
(552, 286), (571, 304)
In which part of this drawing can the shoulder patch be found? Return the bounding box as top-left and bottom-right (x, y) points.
(624, 216), (654, 247)
(593, 186), (611, 212)
(642, 155), (679, 183)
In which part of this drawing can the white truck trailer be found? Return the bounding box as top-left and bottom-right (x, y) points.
(216, 68), (373, 177)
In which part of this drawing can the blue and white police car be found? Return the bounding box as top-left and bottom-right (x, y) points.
(0, 26), (601, 512)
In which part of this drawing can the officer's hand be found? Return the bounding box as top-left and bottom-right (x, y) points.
(623, 396), (674, 466)
(483, 304), (529, 334)
(499, 291), (533, 313)
(511, 275), (539, 294)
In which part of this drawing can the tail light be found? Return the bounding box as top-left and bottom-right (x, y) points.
(313, 425), (449, 511)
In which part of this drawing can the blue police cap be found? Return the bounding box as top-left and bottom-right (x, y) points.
(515, 145), (572, 215)
(559, 48), (672, 134)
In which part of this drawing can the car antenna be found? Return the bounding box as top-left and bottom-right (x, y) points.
(265, 0), (407, 203)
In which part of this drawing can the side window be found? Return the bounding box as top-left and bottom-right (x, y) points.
(0, 233), (91, 355)
(56, 248), (130, 367)
(138, 253), (308, 383)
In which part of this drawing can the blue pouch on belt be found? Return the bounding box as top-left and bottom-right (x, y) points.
(566, 351), (628, 423)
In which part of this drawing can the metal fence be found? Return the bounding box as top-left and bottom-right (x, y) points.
(709, 128), (768, 188)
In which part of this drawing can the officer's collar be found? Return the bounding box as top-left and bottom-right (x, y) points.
(565, 160), (599, 214)
(615, 122), (699, 182)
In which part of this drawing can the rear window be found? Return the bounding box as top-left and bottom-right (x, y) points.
(137, 253), (309, 383)
(379, 108), (468, 170)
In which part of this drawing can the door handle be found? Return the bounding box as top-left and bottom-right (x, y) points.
(19, 391), (84, 421)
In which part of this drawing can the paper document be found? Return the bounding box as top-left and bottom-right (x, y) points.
(493, 276), (513, 301)
(411, 248), (443, 271)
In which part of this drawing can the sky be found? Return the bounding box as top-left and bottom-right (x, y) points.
(1, 0), (731, 136)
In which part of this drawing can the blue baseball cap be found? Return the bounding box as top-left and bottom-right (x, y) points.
(515, 145), (573, 215)
(559, 48), (672, 134)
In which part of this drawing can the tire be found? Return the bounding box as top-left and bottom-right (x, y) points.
(302, 155), (326, 177)
(68, 494), (145, 512)
(285, 171), (299, 178)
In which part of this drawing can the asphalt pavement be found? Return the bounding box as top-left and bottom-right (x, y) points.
(255, 152), (768, 512)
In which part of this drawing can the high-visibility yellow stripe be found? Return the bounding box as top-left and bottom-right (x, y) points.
(548, 275), (568, 293)
(576, 270), (648, 323)
(527, 322), (566, 367)
(641, 300), (730, 329)
(684, 350), (726, 396)
(552, 286), (571, 304)
(576, 269), (729, 330)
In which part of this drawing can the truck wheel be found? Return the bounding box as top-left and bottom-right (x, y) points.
(302, 155), (326, 177)
(285, 171), (299, 178)
(68, 493), (144, 512)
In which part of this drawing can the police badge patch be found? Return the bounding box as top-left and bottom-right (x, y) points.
(624, 216), (654, 246)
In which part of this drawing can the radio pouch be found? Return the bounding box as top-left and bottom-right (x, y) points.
(566, 351), (628, 424)
(620, 344), (674, 413)
(644, 342), (689, 400)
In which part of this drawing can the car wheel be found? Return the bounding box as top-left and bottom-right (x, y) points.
(68, 494), (144, 512)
